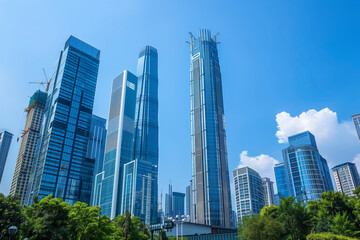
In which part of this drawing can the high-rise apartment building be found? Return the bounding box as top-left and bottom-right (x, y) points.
(10, 90), (47, 204)
(352, 114), (360, 143)
(262, 177), (274, 206)
(26, 36), (100, 205)
(132, 46), (159, 225)
(88, 115), (106, 207)
(233, 167), (264, 222)
(190, 29), (232, 227)
(0, 131), (13, 183)
(332, 162), (360, 196)
(280, 131), (333, 202)
(274, 163), (289, 199)
(96, 71), (138, 218)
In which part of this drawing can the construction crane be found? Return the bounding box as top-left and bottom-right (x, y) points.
(29, 68), (52, 93)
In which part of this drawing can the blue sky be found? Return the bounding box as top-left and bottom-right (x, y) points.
(1, 1), (360, 206)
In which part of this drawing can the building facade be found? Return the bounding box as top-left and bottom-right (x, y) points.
(132, 46), (159, 225)
(274, 163), (290, 199)
(332, 162), (360, 196)
(9, 90), (47, 204)
(281, 131), (333, 202)
(262, 177), (274, 206)
(26, 36), (100, 205)
(0, 131), (13, 183)
(96, 71), (138, 218)
(352, 114), (360, 143)
(88, 115), (107, 207)
(186, 180), (193, 219)
(190, 29), (232, 227)
(233, 167), (264, 222)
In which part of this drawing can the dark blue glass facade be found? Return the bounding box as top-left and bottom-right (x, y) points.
(190, 30), (232, 227)
(280, 131), (333, 202)
(274, 163), (290, 199)
(27, 36), (100, 205)
(133, 46), (159, 225)
(0, 131), (13, 183)
(88, 115), (107, 207)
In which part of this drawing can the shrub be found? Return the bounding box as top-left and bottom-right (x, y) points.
(306, 232), (358, 240)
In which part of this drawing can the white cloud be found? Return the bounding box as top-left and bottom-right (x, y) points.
(238, 151), (279, 186)
(275, 108), (360, 171)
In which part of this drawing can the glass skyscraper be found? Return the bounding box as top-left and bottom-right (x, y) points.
(98, 71), (138, 218)
(233, 167), (264, 222)
(332, 162), (360, 196)
(352, 113), (360, 143)
(262, 177), (275, 206)
(280, 131), (333, 202)
(133, 46), (159, 225)
(10, 90), (47, 204)
(190, 29), (232, 227)
(88, 115), (107, 207)
(27, 36), (100, 205)
(0, 131), (13, 183)
(274, 163), (290, 199)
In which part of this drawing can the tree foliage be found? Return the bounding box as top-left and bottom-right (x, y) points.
(238, 187), (360, 240)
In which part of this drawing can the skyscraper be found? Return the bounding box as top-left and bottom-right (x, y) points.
(185, 180), (193, 219)
(0, 131), (13, 183)
(133, 46), (159, 225)
(352, 114), (360, 143)
(233, 167), (264, 222)
(281, 131), (333, 202)
(27, 36), (100, 205)
(97, 71), (138, 218)
(262, 177), (275, 206)
(172, 192), (185, 218)
(10, 90), (47, 204)
(165, 183), (185, 219)
(274, 163), (289, 199)
(189, 29), (232, 227)
(332, 162), (360, 196)
(88, 115), (107, 207)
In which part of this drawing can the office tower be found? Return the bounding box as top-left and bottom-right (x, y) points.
(273, 193), (280, 206)
(88, 115), (107, 207)
(96, 71), (138, 218)
(262, 177), (274, 206)
(133, 46), (159, 225)
(172, 192), (185, 218)
(281, 131), (333, 202)
(9, 90), (47, 204)
(165, 183), (173, 217)
(189, 29), (232, 227)
(274, 163), (290, 199)
(0, 131), (13, 183)
(233, 167), (264, 222)
(185, 180), (192, 217)
(165, 183), (185, 219)
(231, 211), (237, 228)
(27, 36), (100, 205)
(332, 162), (360, 196)
(352, 114), (360, 143)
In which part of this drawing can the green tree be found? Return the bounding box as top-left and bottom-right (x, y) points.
(68, 201), (114, 240)
(239, 215), (285, 240)
(25, 194), (71, 240)
(0, 193), (23, 240)
(260, 204), (279, 218)
(278, 196), (312, 240)
(330, 213), (360, 237)
(158, 230), (168, 240)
